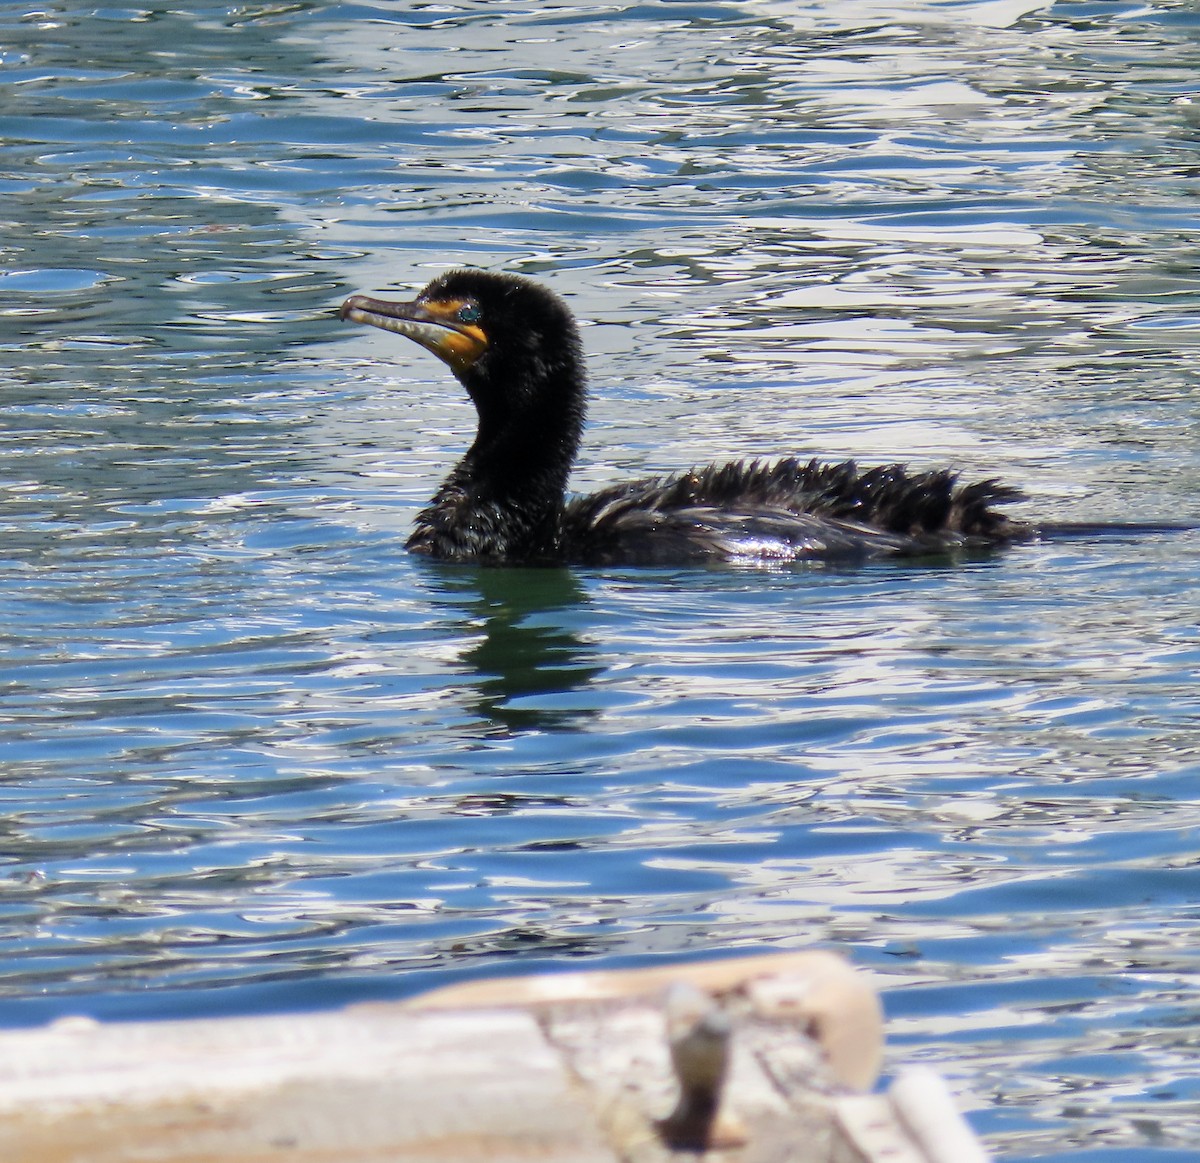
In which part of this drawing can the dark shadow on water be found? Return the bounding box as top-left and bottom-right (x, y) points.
(421, 564), (604, 735)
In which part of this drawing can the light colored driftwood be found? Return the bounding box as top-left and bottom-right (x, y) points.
(0, 950), (987, 1163)
(407, 950), (883, 1092)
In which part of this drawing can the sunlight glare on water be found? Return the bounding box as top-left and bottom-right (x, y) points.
(1, 2), (1200, 1159)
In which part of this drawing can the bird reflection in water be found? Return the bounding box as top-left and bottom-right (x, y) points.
(428, 565), (603, 735)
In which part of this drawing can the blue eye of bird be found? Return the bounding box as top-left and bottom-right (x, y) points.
(457, 303), (481, 325)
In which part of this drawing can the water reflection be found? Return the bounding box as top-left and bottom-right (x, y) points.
(0, 1), (348, 383)
(426, 565), (603, 734)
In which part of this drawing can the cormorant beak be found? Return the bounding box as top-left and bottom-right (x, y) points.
(339, 293), (488, 375)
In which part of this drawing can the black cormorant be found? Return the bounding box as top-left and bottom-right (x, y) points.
(337, 270), (1154, 566)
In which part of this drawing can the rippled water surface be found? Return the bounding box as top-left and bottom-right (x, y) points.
(3, 2), (1200, 1158)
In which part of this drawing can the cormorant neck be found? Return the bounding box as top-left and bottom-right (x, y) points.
(409, 355), (587, 562)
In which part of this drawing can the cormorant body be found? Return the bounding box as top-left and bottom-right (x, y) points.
(337, 269), (1065, 566)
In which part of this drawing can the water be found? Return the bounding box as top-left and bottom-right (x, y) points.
(3, 1), (1200, 1157)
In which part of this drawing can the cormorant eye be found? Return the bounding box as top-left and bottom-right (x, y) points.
(457, 303), (481, 325)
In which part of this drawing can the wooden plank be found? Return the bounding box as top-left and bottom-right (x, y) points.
(0, 952), (987, 1163)
(0, 1008), (613, 1163)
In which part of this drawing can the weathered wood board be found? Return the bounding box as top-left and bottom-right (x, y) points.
(0, 950), (987, 1162)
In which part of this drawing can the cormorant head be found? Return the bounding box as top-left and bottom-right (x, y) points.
(339, 269), (585, 427)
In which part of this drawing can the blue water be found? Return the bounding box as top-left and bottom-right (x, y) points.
(3, 2), (1200, 1158)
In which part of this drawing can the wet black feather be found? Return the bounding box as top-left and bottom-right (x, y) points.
(560, 458), (1027, 565)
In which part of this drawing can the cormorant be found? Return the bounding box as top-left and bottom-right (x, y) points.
(337, 269), (1146, 566)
